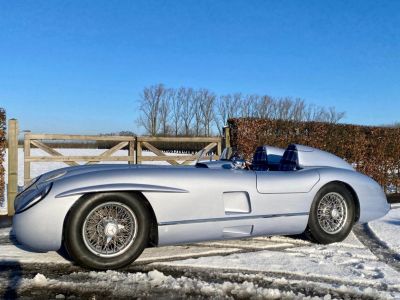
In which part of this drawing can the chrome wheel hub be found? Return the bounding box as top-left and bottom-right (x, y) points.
(317, 192), (348, 235)
(104, 222), (118, 237)
(82, 202), (138, 258)
(331, 209), (339, 219)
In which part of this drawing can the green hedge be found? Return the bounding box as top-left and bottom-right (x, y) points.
(0, 109), (5, 204)
(228, 118), (400, 192)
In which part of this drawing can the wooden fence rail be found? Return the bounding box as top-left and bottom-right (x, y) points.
(136, 136), (222, 165)
(24, 133), (136, 185)
(23, 134), (223, 184)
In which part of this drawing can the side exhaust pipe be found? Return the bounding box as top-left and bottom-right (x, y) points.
(390, 203), (400, 210)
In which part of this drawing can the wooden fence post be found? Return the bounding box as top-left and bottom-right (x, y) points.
(217, 140), (222, 157)
(128, 138), (135, 164)
(223, 126), (231, 149)
(136, 140), (142, 164)
(24, 133), (31, 185)
(7, 119), (18, 216)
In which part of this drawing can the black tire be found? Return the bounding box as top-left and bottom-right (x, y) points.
(64, 192), (150, 270)
(56, 243), (73, 262)
(306, 183), (355, 244)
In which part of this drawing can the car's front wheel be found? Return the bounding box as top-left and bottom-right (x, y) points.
(64, 192), (150, 270)
(306, 183), (355, 244)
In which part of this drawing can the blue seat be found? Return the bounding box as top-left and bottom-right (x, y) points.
(252, 146), (269, 171)
(279, 144), (300, 171)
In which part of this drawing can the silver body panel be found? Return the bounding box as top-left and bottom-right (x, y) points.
(13, 145), (391, 252)
(295, 144), (354, 170)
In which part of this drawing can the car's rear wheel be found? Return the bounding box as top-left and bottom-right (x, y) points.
(64, 192), (150, 270)
(306, 183), (355, 244)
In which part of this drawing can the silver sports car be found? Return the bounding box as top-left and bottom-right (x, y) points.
(13, 144), (395, 270)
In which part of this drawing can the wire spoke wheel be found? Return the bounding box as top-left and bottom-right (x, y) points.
(317, 192), (348, 235)
(82, 202), (138, 257)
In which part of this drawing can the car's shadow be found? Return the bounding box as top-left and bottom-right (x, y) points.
(0, 260), (22, 299)
(385, 219), (400, 226)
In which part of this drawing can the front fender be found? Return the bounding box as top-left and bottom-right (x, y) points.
(13, 190), (80, 252)
(13, 180), (186, 252)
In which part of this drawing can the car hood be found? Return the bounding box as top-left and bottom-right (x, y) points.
(37, 164), (189, 185)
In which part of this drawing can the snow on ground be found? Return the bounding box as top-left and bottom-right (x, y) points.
(369, 208), (400, 253)
(1, 229), (400, 298)
(156, 233), (400, 292)
(19, 269), (393, 299)
(19, 270), (322, 299)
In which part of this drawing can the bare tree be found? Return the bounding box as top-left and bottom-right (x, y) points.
(275, 98), (293, 120)
(305, 105), (324, 122)
(216, 94), (233, 135)
(215, 95), (230, 136)
(326, 107), (345, 124)
(304, 104), (316, 122)
(254, 95), (274, 119)
(240, 94), (259, 117)
(180, 88), (195, 136)
(215, 93), (247, 134)
(159, 88), (173, 136)
(137, 84), (346, 136)
(171, 89), (182, 136)
(197, 89), (216, 136)
(193, 91), (203, 136)
(303, 104), (346, 123)
(137, 84), (166, 135)
(290, 98), (306, 121)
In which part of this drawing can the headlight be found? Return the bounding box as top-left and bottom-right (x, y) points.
(22, 176), (41, 191)
(14, 183), (53, 214)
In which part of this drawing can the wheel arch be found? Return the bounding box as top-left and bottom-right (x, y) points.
(61, 191), (159, 250)
(320, 180), (360, 223)
(305, 180), (360, 244)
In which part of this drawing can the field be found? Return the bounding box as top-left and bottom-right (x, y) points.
(1, 149), (400, 298)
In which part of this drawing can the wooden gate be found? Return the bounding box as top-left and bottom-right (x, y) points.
(136, 136), (222, 165)
(24, 134), (135, 184)
(23, 134), (223, 184)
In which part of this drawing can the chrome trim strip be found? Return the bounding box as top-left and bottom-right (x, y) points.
(158, 212), (309, 226)
(56, 183), (188, 198)
(390, 203), (400, 210)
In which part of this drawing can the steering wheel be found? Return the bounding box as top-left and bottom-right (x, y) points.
(232, 156), (251, 170)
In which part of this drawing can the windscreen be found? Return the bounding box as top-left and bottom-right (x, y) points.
(220, 147), (244, 161)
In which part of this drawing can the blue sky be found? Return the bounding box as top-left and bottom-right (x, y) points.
(1, 0), (399, 134)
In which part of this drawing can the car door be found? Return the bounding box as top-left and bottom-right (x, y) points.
(255, 169), (320, 194)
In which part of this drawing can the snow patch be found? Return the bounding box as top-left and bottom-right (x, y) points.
(369, 209), (400, 253)
(33, 273), (47, 286)
(21, 269), (398, 299)
(156, 245), (400, 288)
(23, 270), (327, 299)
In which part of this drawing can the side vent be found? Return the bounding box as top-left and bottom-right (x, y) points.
(223, 225), (253, 238)
(223, 192), (251, 214)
